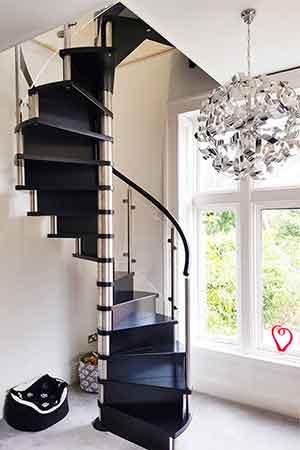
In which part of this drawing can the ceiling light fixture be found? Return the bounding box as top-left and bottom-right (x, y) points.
(195, 8), (300, 179)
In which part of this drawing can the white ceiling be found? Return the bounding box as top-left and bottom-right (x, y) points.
(123, 0), (300, 83)
(0, 0), (110, 51)
(2, 0), (300, 84)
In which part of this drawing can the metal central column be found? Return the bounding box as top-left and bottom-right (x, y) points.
(95, 20), (114, 429)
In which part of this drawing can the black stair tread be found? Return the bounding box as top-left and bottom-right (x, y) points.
(115, 271), (132, 280)
(48, 232), (100, 239)
(100, 373), (188, 392)
(27, 211), (99, 217)
(16, 153), (106, 166)
(73, 256), (135, 264)
(112, 291), (158, 306)
(140, 411), (191, 439)
(115, 341), (185, 356)
(60, 46), (114, 55)
(29, 80), (113, 117)
(17, 185), (99, 192)
(73, 253), (100, 263)
(16, 118), (113, 142)
(72, 255), (135, 268)
(113, 312), (177, 332)
(107, 403), (191, 438)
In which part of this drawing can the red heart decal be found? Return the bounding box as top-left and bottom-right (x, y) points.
(272, 325), (293, 352)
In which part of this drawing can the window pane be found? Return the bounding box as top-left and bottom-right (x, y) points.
(180, 109), (239, 193)
(198, 154), (239, 193)
(261, 209), (300, 352)
(254, 155), (300, 189)
(200, 210), (238, 338)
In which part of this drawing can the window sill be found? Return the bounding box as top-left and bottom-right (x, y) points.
(193, 340), (300, 369)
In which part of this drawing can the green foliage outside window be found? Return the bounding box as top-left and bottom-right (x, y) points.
(262, 209), (300, 331)
(203, 211), (237, 336)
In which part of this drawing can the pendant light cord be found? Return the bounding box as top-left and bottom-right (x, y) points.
(247, 21), (251, 78)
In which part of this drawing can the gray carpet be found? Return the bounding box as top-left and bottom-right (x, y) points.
(0, 386), (300, 449)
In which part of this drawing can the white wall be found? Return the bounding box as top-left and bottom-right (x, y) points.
(113, 52), (170, 297)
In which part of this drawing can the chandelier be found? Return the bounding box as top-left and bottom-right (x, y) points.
(195, 8), (300, 179)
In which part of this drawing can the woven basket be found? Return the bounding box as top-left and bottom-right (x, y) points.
(78, 357), (97, 393)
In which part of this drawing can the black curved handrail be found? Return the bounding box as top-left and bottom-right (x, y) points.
(113, 167), (190, 277)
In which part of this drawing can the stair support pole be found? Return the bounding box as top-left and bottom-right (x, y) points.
(185, 276), (191, 392)
(168, 227), (177, 320)
(29, 190), (38, 213)
(123, 188), (136, 274)
(14, 45), (25, 187)
(63, 24), (72, 80)
(28, 91), (39, 212)
(169, 437), (177, 450)
(50, 216), (57, 235)
(75, 238), (81, 256)
(95, 19), (114, 428)
(28, 92), (39, 119)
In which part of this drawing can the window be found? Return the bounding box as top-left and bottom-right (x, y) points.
(197, 154), (237, 194)
(177, 107), (300, 361)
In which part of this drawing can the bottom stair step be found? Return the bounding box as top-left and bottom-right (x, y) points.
(113, 404), (192, 438)
(99, 403), (191, 450)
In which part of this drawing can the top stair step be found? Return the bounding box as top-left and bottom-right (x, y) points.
(59, 47), (115, 95)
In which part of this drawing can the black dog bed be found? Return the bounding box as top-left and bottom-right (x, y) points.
(4, 374), (69, 431)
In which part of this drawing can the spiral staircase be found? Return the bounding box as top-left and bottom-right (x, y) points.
(14, 3), (192, 449)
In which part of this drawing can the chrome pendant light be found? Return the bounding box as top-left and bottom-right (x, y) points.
(195, 8), (300, 180)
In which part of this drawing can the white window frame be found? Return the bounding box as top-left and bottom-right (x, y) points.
(166, 93), (300, 365)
